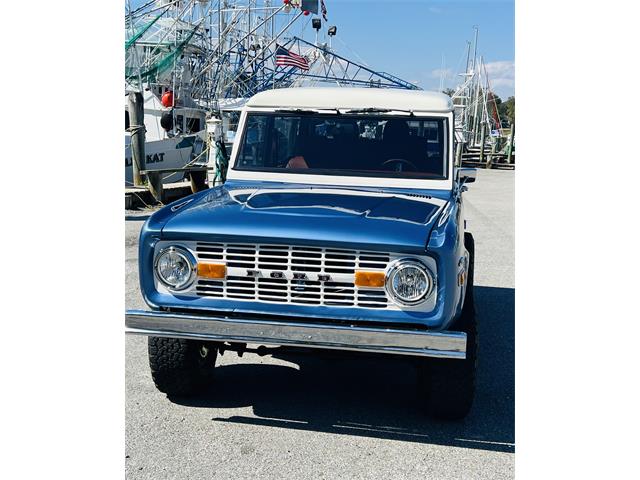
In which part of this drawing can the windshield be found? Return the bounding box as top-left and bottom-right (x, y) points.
(234, 112), (449, 179)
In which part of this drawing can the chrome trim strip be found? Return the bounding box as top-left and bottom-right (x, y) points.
(125, 310), (466, 359)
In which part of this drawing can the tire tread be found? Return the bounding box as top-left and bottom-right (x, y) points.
(148, 337), (217, 397)
(419, 232), (477, 420)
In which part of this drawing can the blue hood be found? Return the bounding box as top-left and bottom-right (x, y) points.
(159, 181), (450, 253)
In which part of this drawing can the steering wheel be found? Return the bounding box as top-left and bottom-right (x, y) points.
(381, 158), (418, 172)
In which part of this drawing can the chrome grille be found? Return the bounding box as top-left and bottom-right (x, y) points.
(194, 242), (391, 308)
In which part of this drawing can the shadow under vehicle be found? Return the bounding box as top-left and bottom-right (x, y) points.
(127, 87), (489, 420)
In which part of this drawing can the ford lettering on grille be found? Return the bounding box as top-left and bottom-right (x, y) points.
(191, 242), (391, 309)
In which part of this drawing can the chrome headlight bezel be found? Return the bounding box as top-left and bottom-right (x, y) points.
(385, 258), (435, 306)
(154, 245), (197, 291)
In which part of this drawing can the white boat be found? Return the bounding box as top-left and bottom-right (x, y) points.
(125, 89), (207, 186)
(124, 1), (421, 188)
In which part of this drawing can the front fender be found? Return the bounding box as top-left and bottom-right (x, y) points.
(427, 199), (467, 330)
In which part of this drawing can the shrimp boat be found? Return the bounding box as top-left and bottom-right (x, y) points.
(125, 4), (213, 186)
(125, 88), (208, 185)
(124, 0), (421, 187)
(449, 27), (510, 151)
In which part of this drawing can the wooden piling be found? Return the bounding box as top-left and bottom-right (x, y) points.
(479, 123), (486, 164)
(487, 142), (496, 169)
(189, 170), (208, 193)
(128, 92), (146, 187)
(455, 142), (463, 167)
(507, 122), (515, 164)
(146, 171), (164, 204)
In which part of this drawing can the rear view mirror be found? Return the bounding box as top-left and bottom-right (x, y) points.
(458, 167), (477, 184)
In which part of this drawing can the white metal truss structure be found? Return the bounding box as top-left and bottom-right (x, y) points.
(125, 0), (419, 113)
(449, 29), (504, 147)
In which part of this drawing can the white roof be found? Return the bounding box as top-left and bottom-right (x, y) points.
(246, 87), (453, 113)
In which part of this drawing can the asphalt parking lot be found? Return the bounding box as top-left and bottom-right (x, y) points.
(125, 169), (515, 479)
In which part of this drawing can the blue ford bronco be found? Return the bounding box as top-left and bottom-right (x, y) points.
(126, 87), (478, 419)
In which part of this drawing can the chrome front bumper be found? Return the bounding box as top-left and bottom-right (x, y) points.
(125, 310), (467, 359)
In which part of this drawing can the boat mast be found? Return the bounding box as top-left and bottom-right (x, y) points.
(471, 27), (481, 145)
(462, 40), (472, 141)
(439, 53), (445, 92)
(126, 0), (143, 92)
(471, 26), (478, 73)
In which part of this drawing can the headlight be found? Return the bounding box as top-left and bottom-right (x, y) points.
(386, 259), (434, 306)
(154, 246), (196, 291)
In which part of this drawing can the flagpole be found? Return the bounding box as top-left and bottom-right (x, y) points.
(222, 11), (304, 93)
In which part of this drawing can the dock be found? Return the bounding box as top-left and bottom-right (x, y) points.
(125, 180), (206, 209)
(461, 146), (516, 170)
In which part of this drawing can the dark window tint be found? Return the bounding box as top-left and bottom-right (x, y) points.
(186, 117), (201, 133)
(235, 113), (448, 179)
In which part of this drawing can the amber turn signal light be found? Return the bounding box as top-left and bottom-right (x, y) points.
(197, 263), (227, 279)
(355, 271), (386, 288)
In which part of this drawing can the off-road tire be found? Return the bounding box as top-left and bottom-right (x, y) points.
(148, 337), (218, 397)
(418, 232), (477, 420)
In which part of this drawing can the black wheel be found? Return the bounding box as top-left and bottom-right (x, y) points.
(418, 233), (477, 420)
(148, 337), (218, 397)
(462, 232), (475, 311)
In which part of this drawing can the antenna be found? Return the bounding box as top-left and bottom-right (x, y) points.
(471, 26), (479, 72)
(439, 53), (445, 92)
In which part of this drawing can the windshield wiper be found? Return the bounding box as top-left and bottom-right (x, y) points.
(343, 108), (414, 116)
(274, 108), (341, 115)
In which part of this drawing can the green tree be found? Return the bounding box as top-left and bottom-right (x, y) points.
(442, 86), (515, 125)
(503, 96), (515, 124)
(491, 94), (515, 125)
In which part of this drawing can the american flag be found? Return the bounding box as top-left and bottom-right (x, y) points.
(321, 0), (328, 21)
(275, 45), (309, 71)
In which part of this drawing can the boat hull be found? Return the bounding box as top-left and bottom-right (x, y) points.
(124, 132), (206, 186)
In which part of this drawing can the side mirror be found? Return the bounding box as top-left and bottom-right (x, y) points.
(458, 167), (477, 184)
